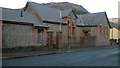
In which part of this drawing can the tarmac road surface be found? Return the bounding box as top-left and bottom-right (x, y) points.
(2, 46), (118, 66)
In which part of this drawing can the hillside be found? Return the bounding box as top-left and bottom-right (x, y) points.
(43, 2), (89, 15)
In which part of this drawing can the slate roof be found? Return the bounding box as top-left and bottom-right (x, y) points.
(76, 15), (84, 26)
(28, 2), (62, 23)
(77, 12), (110, 27)
(110, 22), (120, 30)
(61, 9), (72, 17)
(0, 7), (48, 28)
(109, 18), (119, 24)
(28, 1), (71, 23)
(109, 18), (120, 30)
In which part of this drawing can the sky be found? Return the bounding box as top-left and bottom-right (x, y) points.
(0, 0), (119, 18)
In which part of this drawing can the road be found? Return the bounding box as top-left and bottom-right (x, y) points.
(2, 46), (118, 66)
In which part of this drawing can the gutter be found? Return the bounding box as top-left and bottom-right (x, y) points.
(77, 25), (98, 27)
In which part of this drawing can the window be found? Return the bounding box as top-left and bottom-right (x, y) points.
(106, 27), (108, 36)
(67, 20), (71, 36)
(100, 25), (102, 35)
(103, 26), (105, 37)
(71, 19), (76, 36)
(38, 29), (42, 33)
(72, 27), (75, 36)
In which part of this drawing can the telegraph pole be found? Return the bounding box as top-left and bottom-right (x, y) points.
(58, 10), (62, 53)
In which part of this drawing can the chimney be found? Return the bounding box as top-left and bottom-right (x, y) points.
(21, 11), (23, 17)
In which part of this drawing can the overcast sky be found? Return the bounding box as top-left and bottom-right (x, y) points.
(0, 0), (119, 18)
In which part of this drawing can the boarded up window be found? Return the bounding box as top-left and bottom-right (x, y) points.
(103, 26), (105, 37)
(100, 26), (102, 36)
(106, 27), (108, 36)
(72, 23), (75, 36)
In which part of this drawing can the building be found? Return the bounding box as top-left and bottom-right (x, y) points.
(77, 12), (111, 46)
(0, 1), (111, 48)
(24, 1), (79, 48)
(24, 1), (111, 47)
(109, 18), (120, 45)
(0, 7), (48, 48)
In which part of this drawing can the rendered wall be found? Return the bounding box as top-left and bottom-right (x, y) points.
(110, 28), (120, 40)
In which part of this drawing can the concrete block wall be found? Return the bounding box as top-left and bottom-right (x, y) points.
(2, 23), (36, 47)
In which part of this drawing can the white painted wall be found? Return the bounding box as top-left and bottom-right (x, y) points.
(110, 28), (120, 39)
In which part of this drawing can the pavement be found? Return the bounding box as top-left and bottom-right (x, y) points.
(2, 50), (58, 60)
(2, 45), (118, 66)
(2, 45), (118, 60)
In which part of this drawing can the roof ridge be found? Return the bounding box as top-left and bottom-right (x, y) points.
(28, 1), (62, 12)
(81, 11), (106, 16)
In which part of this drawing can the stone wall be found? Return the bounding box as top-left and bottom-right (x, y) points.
(45, 23), (105, 47)
(2, 23), (37, 47)
(76, 26), (110, 47)
(95, 26), (110, 46)
(76, 27), (84, 45)
(46, 23), (68, 47)
(2, 22), (111, 48)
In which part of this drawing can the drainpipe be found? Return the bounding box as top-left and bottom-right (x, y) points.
(111, 28), (113, 45)
(58, 10), (62, 52)
(21, 11), (23, 17)
(59, 11), (62, 31)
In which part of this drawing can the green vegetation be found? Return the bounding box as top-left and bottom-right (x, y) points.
(73, 9), (89, 15)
